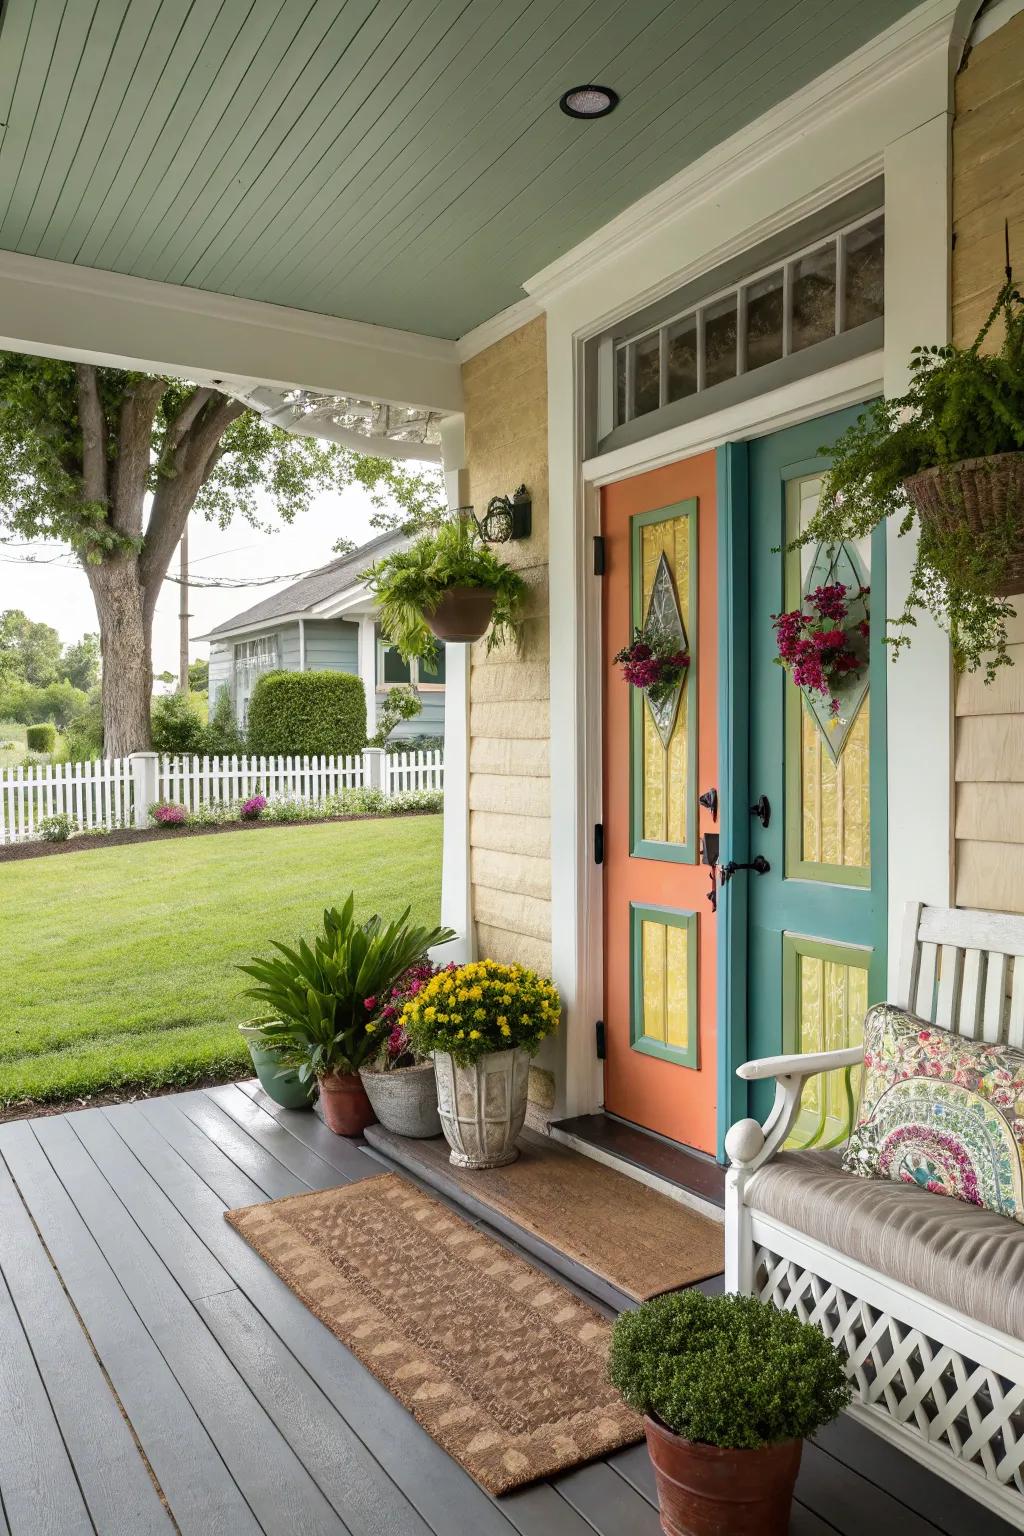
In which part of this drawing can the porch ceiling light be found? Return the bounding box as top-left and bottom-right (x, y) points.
(559, 84), (618, 119)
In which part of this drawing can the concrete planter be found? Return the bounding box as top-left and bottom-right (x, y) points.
(432, 1046), (530, 1168)
(359, 1061), (441, 1138)
(238, 1023), (315, 1110)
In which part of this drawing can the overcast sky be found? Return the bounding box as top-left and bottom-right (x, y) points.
(0, 481), (389, 678)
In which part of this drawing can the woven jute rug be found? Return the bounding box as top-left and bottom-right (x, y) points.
(226, 1174), (643, 1493)
(364, 1125), (724, 1300)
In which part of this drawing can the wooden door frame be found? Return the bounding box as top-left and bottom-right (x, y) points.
(572, 357), (884, 1159)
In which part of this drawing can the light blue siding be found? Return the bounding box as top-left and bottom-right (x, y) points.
(303, 620), (359, 673)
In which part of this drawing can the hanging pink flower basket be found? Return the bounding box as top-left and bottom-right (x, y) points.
(771, 581), (869, 717)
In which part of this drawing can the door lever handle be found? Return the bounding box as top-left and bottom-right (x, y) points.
(749, 795), (771, 829)
(719, 855), (770, 885)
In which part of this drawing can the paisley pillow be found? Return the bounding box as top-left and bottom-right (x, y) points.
(844, 1003), (1024, 1222)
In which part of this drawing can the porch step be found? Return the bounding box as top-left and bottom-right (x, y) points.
(548, 1113), (726, 1210)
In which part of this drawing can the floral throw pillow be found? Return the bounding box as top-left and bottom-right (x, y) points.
(843, 1003), (1024, 1222)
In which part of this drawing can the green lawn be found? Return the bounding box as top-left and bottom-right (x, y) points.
(0, 815), (442, 1108)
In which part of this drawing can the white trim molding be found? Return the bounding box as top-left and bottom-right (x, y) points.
(0, 249), (462, 413)
(454, 295), (544, 363)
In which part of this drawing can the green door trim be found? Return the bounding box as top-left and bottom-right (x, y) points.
(629, 499), (699, 865)
(629, 901), (700, 1069)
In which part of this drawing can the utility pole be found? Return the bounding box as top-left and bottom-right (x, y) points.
(178, 521), (190, 692)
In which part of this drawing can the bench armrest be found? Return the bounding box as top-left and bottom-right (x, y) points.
(736, 1045), (863, 1083)
(725, 1044), (863, 1174)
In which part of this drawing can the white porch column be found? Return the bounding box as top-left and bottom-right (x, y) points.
(357, 614), (378, 738)
(438, 412), (473, 958)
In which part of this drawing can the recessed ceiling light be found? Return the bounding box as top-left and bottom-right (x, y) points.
(559, 84), (618, 119)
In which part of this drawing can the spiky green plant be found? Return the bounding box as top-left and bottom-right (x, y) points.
(363, 516), (526, 662)
(238, 893), (454, 1079)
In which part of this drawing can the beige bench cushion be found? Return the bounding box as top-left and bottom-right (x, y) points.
(747, 1149), (1024, 1339)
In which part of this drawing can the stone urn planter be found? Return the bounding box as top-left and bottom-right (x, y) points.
(643, 1415), (803, 1536)
(359, 1061), (441, 1138)
(432, 1046), (530, 1168)
(238, 1023), (315, 1110)
(318, 1071), (377, 1136)
(426, 585), (496, 644)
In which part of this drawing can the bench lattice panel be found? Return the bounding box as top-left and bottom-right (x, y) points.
(754, 1242), (1024, 1496)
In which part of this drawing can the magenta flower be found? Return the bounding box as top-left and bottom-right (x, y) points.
(153, 803), (187, 826)
(240, 794), (268, 821)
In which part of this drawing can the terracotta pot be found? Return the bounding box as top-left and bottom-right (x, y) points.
(902, 451), (1024, 596)
(318, 1071), (377, 1136)
(427, 586), (496, 643)
(643, 1415), (803, 1536)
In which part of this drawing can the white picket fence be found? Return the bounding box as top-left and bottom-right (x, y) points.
(0, 748), (444, 845)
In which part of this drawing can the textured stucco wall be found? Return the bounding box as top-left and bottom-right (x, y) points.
(952, 14), (1024, 913)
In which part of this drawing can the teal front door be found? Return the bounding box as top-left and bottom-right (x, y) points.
(745, 408), (887, 1143)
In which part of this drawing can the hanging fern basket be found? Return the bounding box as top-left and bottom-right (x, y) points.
(426, 585), (497, 643)
(902, 453), (1024, 598)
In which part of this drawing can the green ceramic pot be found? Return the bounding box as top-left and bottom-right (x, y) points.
(238, 1023), (315, 1110)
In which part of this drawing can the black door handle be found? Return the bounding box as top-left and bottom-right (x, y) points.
(719, 855), (770, 885)
(749, 795), (771, 828)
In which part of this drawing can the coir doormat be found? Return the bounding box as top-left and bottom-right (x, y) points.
(226, 1173), (643, 1494)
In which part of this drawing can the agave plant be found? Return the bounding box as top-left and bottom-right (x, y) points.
(238, 894), (454, 1080)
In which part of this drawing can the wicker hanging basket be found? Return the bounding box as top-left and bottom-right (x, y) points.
(902, 452), (1024, 597)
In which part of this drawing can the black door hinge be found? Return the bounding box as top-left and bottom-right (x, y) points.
(593, 535), (605, 576)
(595, 1020), (606, 1060)
(594, 822), (604, 864)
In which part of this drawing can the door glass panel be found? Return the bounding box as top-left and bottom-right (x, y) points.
(631, 905), (697, 1066)
(790, 242), (837, 352)
(632, 506), (695, 857)
(784, 936), (867, 1148)
(786, 475), (870, 882)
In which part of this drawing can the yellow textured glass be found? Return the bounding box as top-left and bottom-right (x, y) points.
(641, 516), (689, 845)
(788, 474), (870, 874)
(664, 922), (689, 1049)
(641, 921), (666, 1042)
(640, 918), (690, 1051)
(786, 952), (867, 1148)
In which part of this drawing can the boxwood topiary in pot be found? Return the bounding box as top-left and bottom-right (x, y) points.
(364, 517), (526, 658)
(609, 1291), (851, 1536)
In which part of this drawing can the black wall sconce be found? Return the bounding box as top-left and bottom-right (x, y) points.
(476, 485), (532, 543)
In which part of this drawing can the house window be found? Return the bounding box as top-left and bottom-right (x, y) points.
(233, 634), (280, 721)
(591, 182), (884, 455)
(377, 639), (445, 689)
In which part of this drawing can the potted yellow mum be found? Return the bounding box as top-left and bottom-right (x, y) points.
(402, 959), (560, 1168)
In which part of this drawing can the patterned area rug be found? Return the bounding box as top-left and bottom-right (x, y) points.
(226, 1174), (644, 1494)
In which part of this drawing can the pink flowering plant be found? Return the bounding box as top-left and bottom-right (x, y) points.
(771, 581), (869, 716)
(151, 801), (188, 827)
(364, 960), (458, 1070)
(613, 624), (689, 709)
(240, 794), (268, 821)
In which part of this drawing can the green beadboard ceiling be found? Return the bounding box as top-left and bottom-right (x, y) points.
(0, 0), (922, 340)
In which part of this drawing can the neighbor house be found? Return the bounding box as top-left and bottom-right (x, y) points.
(198, 531), (446, 742)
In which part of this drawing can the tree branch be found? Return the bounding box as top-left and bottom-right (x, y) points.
(75, 364), (108, 508)
(162, 385), (215, 461)
(111, 377), (167, 536)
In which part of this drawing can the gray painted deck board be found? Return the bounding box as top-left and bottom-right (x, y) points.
(0, 1156), (172, 1536)
(0, 1088), (1003, 1536)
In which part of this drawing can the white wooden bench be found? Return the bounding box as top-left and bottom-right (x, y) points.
(725, 902), (1024, 1530)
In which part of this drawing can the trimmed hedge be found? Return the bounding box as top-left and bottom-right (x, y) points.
(25, 722), (57, 753)
(246, 670), (367, 758)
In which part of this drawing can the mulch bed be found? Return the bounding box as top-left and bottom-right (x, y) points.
(0, 1067), (249, 1125)
(0, 807), (438, 864)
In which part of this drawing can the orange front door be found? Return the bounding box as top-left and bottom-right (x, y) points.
(601, 453), (718, 1153)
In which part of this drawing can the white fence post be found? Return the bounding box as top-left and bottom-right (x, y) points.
(129, 752), (158, 829)
(362, 747), (386, 791)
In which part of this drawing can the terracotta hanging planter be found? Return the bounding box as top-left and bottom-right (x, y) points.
(902, 451), (1024, 597)
(426, 585), (497, 643)
(643, 1415), (803, 1536)
(318, 1070), (377, 1136)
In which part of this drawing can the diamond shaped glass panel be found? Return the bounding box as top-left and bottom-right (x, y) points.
(644, 552), (688, 749)
(801, 539), (869, 764)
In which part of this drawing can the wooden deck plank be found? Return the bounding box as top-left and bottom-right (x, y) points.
(174, 1090), (315, 1197)
(0, 1155), (173, 1536)
(553, 1461), (663, 1535)
(30, 1115), (352, 1536)
(135, 1096), (272, 1208)
(233, 1083), (387, 1177)
(205, 1083), (372, 1184)
(798, 1441), (951, 1536)
(0, 1120), (262, 1536)
(68, 1108), (236, 1302)
(0, 1264), (94, 1536)
(106, 1101), (523, 1536)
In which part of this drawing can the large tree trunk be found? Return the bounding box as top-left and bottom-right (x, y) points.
(87, 556), (154, 758)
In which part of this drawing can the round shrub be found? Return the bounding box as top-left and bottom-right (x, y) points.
(246, 670), (367, 759)
(608, 1291), (851, 1450)
(39, 812), (76, 842)
(26, 722), (56, 753)
(151, 691), (207, 755)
